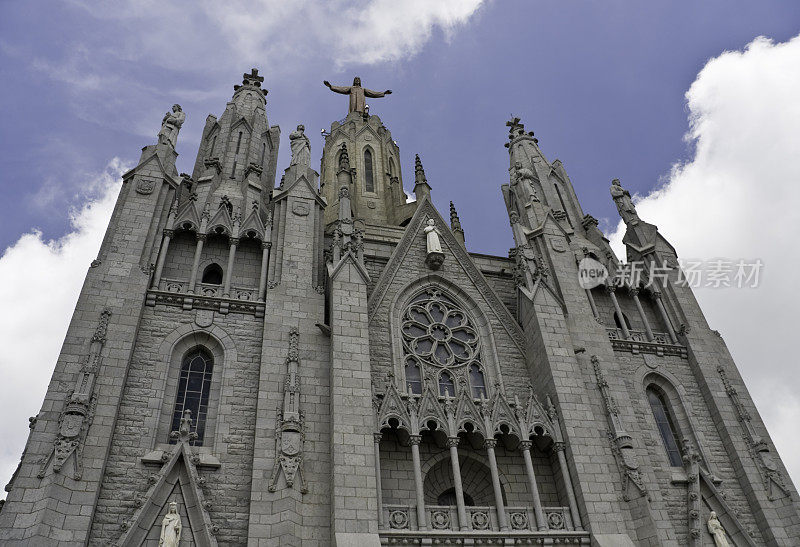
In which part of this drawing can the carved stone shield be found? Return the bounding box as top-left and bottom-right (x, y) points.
(281, 431), (301, 456)
(60, 413), (84, 438)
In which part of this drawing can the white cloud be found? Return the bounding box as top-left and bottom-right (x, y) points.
(72, 0), (485, 70)
(609, 35), (800, 486)
(0, 159), (126, 490)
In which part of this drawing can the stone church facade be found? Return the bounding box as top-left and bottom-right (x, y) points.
(1, 69), (799, 546)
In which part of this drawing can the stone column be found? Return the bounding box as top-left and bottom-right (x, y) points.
(585, 288), (600, 321)
(651, 289), (677, 343)
(629, 287), (654, 341)
(485, 438), (508, 531)
(554, 441), (583, 530)
(519, 440), (547, 530)
(374, 433), (384, 528)
(188, 233), (206, 294)
(606, 284), (629, 339)
(448, 437), (469, 531)
(257, 241), (271, 300)
(151, 229), (173, 290)
(409, 434), (427, 530)
(223, 237), (238, 298)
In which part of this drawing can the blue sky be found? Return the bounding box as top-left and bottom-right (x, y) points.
(2, 0), (800, 495)
(1, 1), (797, 253)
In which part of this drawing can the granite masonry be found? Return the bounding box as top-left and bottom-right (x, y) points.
(1, 69), (799, 546)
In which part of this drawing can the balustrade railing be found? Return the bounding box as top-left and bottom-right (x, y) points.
(148, 278), (264, 317)
(606, 327), (686, 357)
(381, 504), (575, 533)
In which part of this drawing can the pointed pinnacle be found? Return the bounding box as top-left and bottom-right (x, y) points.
(449, 201), (462, 231)
(338, 142), (350, 170)
(414, 154), (427, 184)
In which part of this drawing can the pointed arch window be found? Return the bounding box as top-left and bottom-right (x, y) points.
(647, 386), (683, 467)
(439, 371), (455, 397)
(170, 348), (214, 446)
(260, 142), (266, 166)
(364, 148), (375, 193)
(469, 364), (486, 399)
(388, 157), (395, 176)
(209, 135), (217, 157)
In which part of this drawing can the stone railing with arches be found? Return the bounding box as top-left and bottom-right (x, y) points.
(145, 193), (272, 317)
(372, 375), (589, 543)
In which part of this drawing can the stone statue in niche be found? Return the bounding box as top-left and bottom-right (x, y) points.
(159, 501), (182, 547)
(609, 178), (639, 225)
(707, 512), (730, 547)
(424, 219), (445, 270)
(158, 104), (185, 149)
(289, 124), (311, 167)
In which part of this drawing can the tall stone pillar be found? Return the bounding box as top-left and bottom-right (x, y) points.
(247, 163), (329, 545)
(0, 137), (180, 544)
(327, 247), (380, 546)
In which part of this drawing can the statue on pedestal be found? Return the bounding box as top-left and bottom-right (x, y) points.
(424, 219), (445, 270)
(324, 77), (392, 115)
(289, 124), (311, 167)
(158, 104), (185, 149)
(159, 501), (182, 547)
(610, 178), (639, 225)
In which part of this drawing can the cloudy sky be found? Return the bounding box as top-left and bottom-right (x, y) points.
(1, 0), (799, 496)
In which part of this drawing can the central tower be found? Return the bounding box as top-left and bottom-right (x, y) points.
(320, 77), (420, 229)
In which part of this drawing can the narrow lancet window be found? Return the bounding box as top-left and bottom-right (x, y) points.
(170, 348), (214, 446)
(209, 135), (217, 157)
(647, 386), (683, 466)
(439, 371), (455, 397)
(469, 364), (486, 399)
(405, 358), (422, 394)
(364, 149), (374, 193)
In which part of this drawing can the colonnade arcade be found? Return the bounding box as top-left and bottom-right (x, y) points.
(146, 191), (272, 316)
(373, 379), (588, 543)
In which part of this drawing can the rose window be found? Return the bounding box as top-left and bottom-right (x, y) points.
(402, 290), (481, 372)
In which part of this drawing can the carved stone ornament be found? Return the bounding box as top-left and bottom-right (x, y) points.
(135, 178), (156, 195)
(268, 328), (308, 493)
(292, 201), (310, 216)
(591, 355), (648, 501)
(38, 309), (110, 480)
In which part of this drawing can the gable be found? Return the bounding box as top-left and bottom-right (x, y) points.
(368, 197), (525, 354)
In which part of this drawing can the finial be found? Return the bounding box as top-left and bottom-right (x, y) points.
(338, 142), (350, 171)
(414, 154), (426, 183)
(449, 201), (465, 245)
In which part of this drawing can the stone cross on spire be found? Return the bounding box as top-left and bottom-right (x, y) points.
(235, 68), (266, 94)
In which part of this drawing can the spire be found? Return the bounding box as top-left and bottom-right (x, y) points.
(413, 154), (431, 201)
(449, 201), (466, 247)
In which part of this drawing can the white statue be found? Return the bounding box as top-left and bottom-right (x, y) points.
(159, 501), (182, 547)
(707, 512), (730, 547)
(424, 219), (442, 254)
(289, 124), (311, 167)
(158, 104), (185, 149)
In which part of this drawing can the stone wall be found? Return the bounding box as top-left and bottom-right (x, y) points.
(88, 305), (264, 545)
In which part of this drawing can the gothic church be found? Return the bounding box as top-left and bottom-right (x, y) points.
(2, 69), (799, 546)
